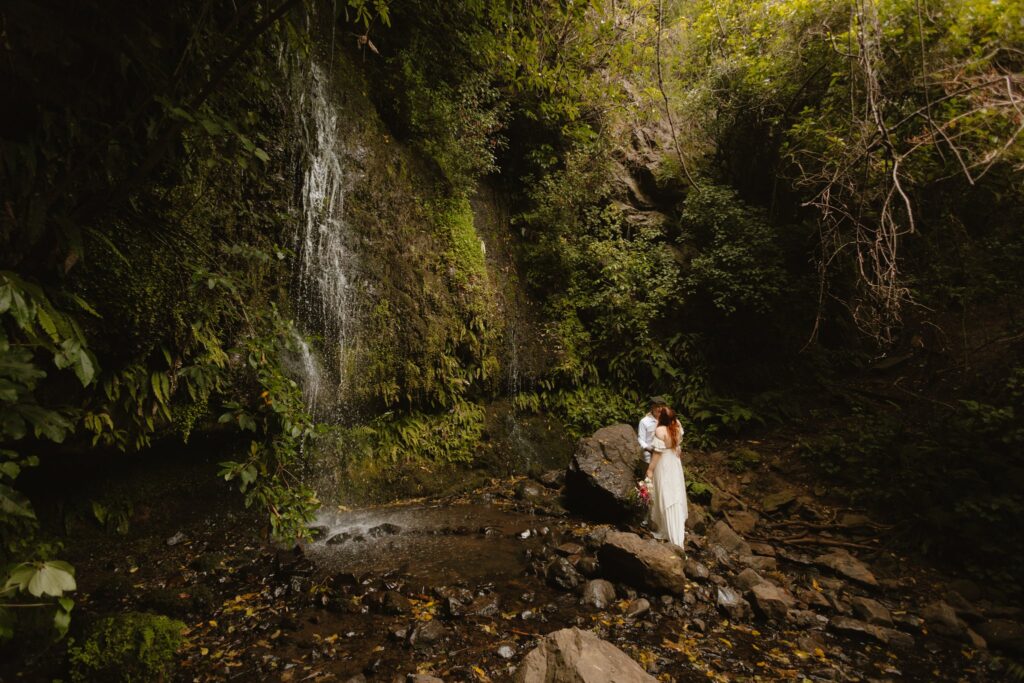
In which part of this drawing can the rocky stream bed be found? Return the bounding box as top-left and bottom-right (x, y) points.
(5, 425), (1023, 682)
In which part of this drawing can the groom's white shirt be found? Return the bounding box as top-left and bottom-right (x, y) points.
(638, 413), (658, 463)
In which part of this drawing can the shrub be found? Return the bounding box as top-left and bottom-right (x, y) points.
(68, 612), (186, 683)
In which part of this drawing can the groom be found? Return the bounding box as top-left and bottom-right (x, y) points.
(637, 396), (668, 468)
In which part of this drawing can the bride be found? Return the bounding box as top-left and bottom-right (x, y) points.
(646, 406), (688, 548)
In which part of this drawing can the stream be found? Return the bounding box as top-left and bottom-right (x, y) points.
(11, 450), (1009, 683)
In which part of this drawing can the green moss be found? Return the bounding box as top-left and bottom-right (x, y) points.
(68, 612), (186, 683)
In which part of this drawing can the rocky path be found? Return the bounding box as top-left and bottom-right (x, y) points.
(8, 427), (1023, 682)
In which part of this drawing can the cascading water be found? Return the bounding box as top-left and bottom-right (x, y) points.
(290, 60), (359, 419)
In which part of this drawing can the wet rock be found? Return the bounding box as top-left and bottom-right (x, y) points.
(891, 612), (924, 631)
(797, 588), (831, 611)
(409, 620), (448, 649)
(733, 568), (768, 592)
(684, 559), (710, 582)
(945, 590), (984, 623)
(367, 523), (402, 538)
(975, 619), (1024, 655)
(716, 586), (753, 621)
(922, 601), (969, 639)
(685, 504), (709, 534)
(565, 424), (643, 520)
(381, 591), (412, 616)
(467, 593), (501, 618)
(830, 616), (915, 649)
(166, 531), (188, 546)
(515, 479), (548, 503)
(626, 598), (651, 618)
(597, 530), (686, 595)
(726, 511), (759, 534)
(538, 469), (565, 489)
(580, 579), (616, 609)
(513, 627), (656, 682)
(737, 555), (777, 572)
(555, 542), (584, 557)
(325, 532), (352, 545)
(576, 556), (601, 577)
(966, 628), (987, 650)
(789, 609), (829, 629)
(708, 521), (752, 557)
(748, 542), (776, 557)
(545, 557), (583, 591)
(750, 583), (794, 621)
(851, 596), (892, 626)
(761, 490), (797, 513)
(813, 549), (878, 586)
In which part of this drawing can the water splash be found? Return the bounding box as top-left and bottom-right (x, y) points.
(291, 61), (359, 418)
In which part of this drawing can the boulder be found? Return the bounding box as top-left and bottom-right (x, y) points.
(922, 601), (969, 640)
(975, 619), (1024, 655)
(367, 523), (402, 538)
(515, 479), (548, 503)
(851, 596), (892, 626)
(684, 559), (710, 582)
(597, 531), (686, 595)
(830, 616), (914, 649)
(566, 424), (643, 520)
(797, 588), (831, 611)
(750, 583), (794, 621)
(813, 549), (878, 586)
(737, 555), (777, 572)
(716, 586), (753, 621)
(733, 568), (768, 593)
(409, 621), (448, 649)
(761, 491), (797, 513)
(726, 511), (759, 535)
(467, 593), (501, 618)
(708, 521), (752, 557)
(580, 580), (616, 609)
(685, 504), (709, 534)
(545, 557), (583, 592)
(625, 598), (651, 618)
(381, 591), (412, 616)
(513, 627), (656, 682)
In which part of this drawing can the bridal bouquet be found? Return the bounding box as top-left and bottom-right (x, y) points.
(635, 477), (654, 507)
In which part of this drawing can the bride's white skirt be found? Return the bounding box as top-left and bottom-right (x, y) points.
(651, 451), (688, 548)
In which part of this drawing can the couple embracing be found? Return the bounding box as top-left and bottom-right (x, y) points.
(638, 396), (688, 548)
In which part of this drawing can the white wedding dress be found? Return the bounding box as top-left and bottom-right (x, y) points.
(650, 432), (688, 548)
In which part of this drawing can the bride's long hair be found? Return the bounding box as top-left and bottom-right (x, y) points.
(657, 407), (681, 448)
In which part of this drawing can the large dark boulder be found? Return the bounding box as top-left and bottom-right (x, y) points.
(565, 424), (642, 520)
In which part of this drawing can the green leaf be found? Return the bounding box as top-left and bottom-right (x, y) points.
(53, 607), (71, 639)
(0, 483), (35, 518)
(3, 563), (37, 592)
(35, 306), (60, 343)
(253, 148), (270, 163)
(26, 561), (77, 597)
(1, 410), (27, 440)
(74, 349), (96, 386)
(0, 462), (20, 479)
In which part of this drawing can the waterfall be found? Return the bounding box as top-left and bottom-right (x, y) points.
(291, 60), (358, 418)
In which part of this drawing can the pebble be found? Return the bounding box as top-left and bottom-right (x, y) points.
(497, 645), (515, 659)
